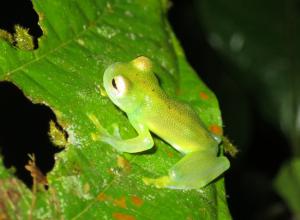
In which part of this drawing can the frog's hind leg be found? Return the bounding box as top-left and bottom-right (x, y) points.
(143, 151), (230, 189)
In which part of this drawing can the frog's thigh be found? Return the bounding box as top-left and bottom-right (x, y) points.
(144, 151), (230, 189)
(167, 151), (230, 189)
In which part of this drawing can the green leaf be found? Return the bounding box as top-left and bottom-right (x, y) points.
(274, 158), (300, 218)
(0, 0), (231, 219)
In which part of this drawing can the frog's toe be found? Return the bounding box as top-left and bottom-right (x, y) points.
(142, 176), (170, 188)
(91, 132), (100, 141)
(90, 128), (115, 143)
(112, 123), (122, 138)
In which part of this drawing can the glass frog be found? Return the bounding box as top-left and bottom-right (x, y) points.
(98, 56), (230, 189)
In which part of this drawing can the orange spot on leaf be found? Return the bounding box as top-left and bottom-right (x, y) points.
(117, 156), (131, 173)
(131, 195), (144, 207)
(199, 92), (209, 100)
(97, 192), (107, 201)
(209, 124), (223, 136)
(167, 151), (174, 158)
(83, 183), (90, 194)
(113, 196), (127, 209)
(112, 213), (136, 220)
(107, 168), (115, 175)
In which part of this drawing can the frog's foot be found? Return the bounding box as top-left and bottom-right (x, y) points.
(143, 151), (230, 190)
(87, 113), (154, 153)
(90, 123), (112, 140)
(143, 176), (171, 188)
(87, 113), (119, 142)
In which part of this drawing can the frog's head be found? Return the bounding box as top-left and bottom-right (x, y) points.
(103, 56), (159, 113)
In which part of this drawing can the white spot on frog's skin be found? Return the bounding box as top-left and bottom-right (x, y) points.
(77, 38), (85, 46)
(229, 33), (245, 52)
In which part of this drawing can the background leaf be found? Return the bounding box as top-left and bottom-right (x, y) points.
(195, 0), (300, 218)
(0, 0), (231, 219)
(275, 158), (300, 218)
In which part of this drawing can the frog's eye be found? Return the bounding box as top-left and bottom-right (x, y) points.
(111, 75), (128, 96)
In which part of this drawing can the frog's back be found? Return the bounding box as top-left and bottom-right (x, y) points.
(142, 96), (218, 155)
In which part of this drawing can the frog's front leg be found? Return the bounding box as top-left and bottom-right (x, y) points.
(143, 150), (230, 189)
(88, 114), (154, 153)
(104, 119), (154, 153)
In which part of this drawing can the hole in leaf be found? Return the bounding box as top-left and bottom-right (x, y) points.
(0, 0), (43, 49)
(0, 81), (65, 187)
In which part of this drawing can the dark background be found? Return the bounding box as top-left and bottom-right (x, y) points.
(169, 0), (295, 219)
(0, 0), (297, 219)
